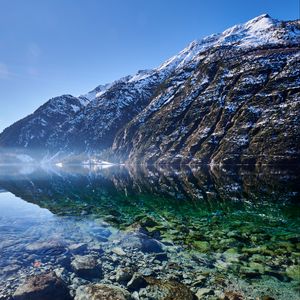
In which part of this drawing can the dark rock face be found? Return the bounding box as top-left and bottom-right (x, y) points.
(12, 272), (71, 300)
(0, 15), (299, 166)
(114, 44), (300, 166)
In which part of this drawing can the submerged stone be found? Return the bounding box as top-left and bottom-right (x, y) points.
(222, 291), (244, 300)
(195, 288), (213, 299)
(71, 255), (102, 280)
(286, 265), (300, 281)
(140, 216), (159, 228)
(239, 266), (261, 279)
(13, 272), (71, 300)
(242, 246), (274, 256)
(139, 277), (196, 300)
(191, 274), (206, 287)
(0, 264), (21, 276)
(75, 283), (131, 300)
(116, 268), (133, 284)
(119, 233), (163, 253)
(112, 247), (126, 256)
(69, 243), (88, 254)
(248, 262), (266, 274)
(193, 241), (210, 253)
(154, 252), (168, 261)
(127, 273), (148, 291)
(25, 240), (67, 256)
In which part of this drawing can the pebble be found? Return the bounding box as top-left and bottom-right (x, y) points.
(127, 273), (148, 291)
(196, 288), (213, 299)
(112, 247), (127, 256)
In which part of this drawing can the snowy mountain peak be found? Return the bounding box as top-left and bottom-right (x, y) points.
(156, 14), (299, 76)
(35, 94), (87, 115)
(223, 15), (276, 37)
(79, 15), (298, 104)
(38, 95), (75, 110)
(80, 83), (111, 102)
(244, 13), (272, 24)
(128, 69), (154, 83)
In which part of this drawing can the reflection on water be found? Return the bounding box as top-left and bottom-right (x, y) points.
(0, 164), (299, 300)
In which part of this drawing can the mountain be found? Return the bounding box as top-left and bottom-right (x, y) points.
(0, 14), (299, 166)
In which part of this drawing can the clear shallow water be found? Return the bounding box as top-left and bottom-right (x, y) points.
(0, 164), (299, 299)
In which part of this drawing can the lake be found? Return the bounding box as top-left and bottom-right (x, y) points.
(0, 164), (299, 300)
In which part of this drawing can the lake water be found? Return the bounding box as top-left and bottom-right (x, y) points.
(0, 164), (299, 299)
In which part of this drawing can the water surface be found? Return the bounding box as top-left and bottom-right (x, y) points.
(0, 164), (299, 299)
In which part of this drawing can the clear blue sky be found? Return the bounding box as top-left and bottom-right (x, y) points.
(0, 0), (299, 132)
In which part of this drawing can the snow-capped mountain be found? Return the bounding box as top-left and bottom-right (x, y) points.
(0, 14), (299, 166)
(0, 95), (88, 149)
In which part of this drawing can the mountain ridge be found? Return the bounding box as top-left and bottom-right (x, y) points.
(0, 14), (299, 166)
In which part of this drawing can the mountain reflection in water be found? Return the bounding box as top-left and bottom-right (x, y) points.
(0, 164), (299, 300)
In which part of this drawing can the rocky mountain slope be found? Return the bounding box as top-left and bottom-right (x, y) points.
(0, 14), (299, 166)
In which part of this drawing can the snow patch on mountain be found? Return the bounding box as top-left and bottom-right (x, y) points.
(156, 14), (299, 75)
(80, 83), (111, 102)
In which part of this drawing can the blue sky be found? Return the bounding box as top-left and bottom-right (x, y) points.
(0, 0), (299, 132)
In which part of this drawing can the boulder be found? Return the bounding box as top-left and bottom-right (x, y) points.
(68, 243), (88, 254)
(222, 291), (244, 300)
(71, 255), (102, 280)
(139, 277), (196, 300)
(127, 273), (148, 291)
(196, 288), (213, 299)
(13, 272), (71, 300)
(119, 233), (163, 253)
(75, 284), (132, 300)
(193, 241), (210, 253)
(116, 268), (133, 284)
(112, 247), (126, 256)
(286, 265), (300, 281)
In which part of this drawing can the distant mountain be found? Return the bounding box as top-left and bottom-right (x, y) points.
(0, 14), (299, 166)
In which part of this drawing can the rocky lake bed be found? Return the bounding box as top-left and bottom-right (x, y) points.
(0, 165), (299, 300)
